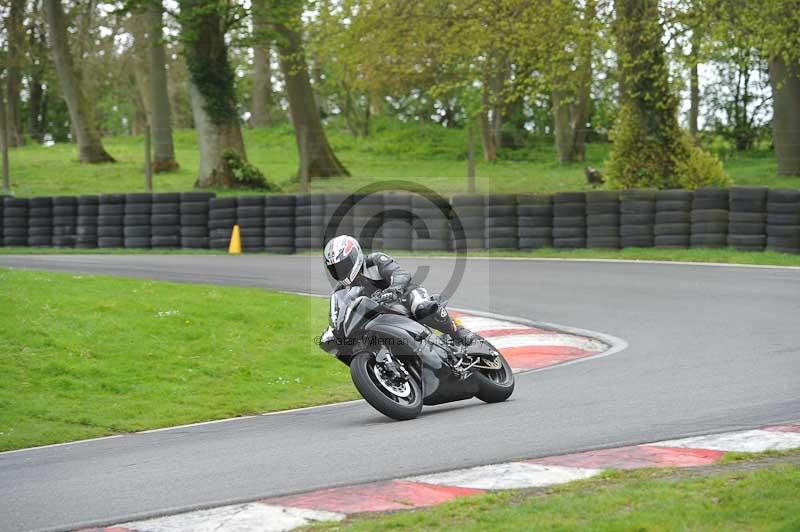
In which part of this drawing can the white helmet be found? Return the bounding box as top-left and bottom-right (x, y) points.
(323, 235), (364, 286)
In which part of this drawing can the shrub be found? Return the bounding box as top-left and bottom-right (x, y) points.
(606, 105), (729, 190)
(221, 149), (279, 191)
(674, 136), (731, 189)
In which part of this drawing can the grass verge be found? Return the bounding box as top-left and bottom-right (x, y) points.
(311, 451), (800, 531)
(1, 246), (799, 267)
(0, 269), (350, 451)
(5, 120), (797, 197)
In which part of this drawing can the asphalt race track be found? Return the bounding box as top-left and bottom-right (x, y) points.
(1, 254), (799, 532)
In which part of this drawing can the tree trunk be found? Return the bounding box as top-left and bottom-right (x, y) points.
(189, 82), (246, 188)
(28, 0), (47, 143)
(479, 84), (497, 162)
(552, 90), (575, 164)
(43, 0), (114, 163)
(251, 45), (274, 127)
(178, 0), (247, 187)
(689, 32), (700, 138)
(5, 0), (25, 146)
(769, 55), (800, 176)
(275, 19), (349, 178)
(148, 1), (178, 172)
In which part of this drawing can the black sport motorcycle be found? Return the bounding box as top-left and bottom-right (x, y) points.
(319, 286), (515, 420)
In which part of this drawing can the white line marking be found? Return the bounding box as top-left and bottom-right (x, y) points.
(455, 316), (532, 332)
(491, 333), (606, 352)
(652, 429), (800, 452)
(119, 502), (344, 532)
(408, 462), (601, 490)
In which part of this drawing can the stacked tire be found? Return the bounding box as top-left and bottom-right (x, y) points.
(352, 193), (383, 251)
(76, 195), (99, 249)
(450, 194), (485, 251)
(208, 197), (237, 250)
(3, 197), (28, 246)
(552, 192), (585, 249)
(236, 196), (265, 252)
(0, 195), (5, 246)
(654, 190), (692, 248)
(295, 194), (325, 251)
(97, 194), (125, 248)
(413, 194), (451, 251)
(381, 193), (413, 251)
(28, 197), (52, 247)
(52, 196), (78, 247)
(728, 187), (768, 252)
(620, 189), (655, 248)
(264, 195), (295, 254)
(585, 191), (620, 249)
(516, 194), (552, 250)
(765, 189), (800, 253)
(124, 193), (152, 249)
(150, 193), (181, 249)
(691, 188), (729, 248)
(179, 192), (214, 249)
(484, 194), (517, 250)
(323, 193), (353, 243)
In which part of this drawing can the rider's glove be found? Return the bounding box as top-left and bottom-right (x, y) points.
(378, 287), (401, 303)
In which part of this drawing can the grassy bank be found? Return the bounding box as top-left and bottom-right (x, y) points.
(0, 269), (349, 451)
(312, 452), (800, 531)
(1, 246), (799, 266)
(5, 119), (796, 197)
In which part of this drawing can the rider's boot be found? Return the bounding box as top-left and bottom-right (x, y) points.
(430, 308), (475, 347)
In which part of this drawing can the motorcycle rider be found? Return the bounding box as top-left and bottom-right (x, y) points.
(322, 234), (475, 346)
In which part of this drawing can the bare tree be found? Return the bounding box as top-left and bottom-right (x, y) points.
(43, 0), (115, 162)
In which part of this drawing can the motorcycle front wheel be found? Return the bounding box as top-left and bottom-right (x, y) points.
(472, 352), (515, 403)
(350, 352), (423, 421)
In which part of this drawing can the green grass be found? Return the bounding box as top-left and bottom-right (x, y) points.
(312, 453), (800, 531)
(5, 118), (799, 197)
(1, 246), (799, 266)
(0, 268), (352, 451)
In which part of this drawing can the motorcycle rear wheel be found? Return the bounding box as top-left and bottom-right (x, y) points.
(350, 353), (423, 421)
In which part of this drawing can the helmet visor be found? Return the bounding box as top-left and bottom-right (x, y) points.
(326, 254), (358, 282)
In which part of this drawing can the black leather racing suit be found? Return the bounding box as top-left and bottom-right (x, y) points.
(333, 252), (466, 339)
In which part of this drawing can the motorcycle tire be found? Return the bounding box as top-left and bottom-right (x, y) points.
(350, 353), (423, 421)
(472, 353), (515, 403)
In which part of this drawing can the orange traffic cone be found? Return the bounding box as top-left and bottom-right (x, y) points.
(228, 225), (242, 254)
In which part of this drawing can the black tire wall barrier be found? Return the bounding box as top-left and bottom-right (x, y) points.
(728, 187), (767, 251)
(586, 191), (620, 249)
(766, 189), (800, 253)
(1, 188), (799, 254)
(97, 194), (124, 248)
(620, 189), (656, 248)
(124, 193), (152, 249)
(209, 197), (236, 250)
(382, 193), (413, 251)
(265, 195), (295, 254)
(28, 197), (52, 247)
(413, 194), (450, 251)
(485, 194), (517, 249)
(180, 192), (214, 249)
(691, 188), (729, 248)
(451, 194), (485, 250)
(553, 192), (586, 249)
(655, 189), (691, 248)
(76, 195), (98, 249)
(4, 197), (28, 246)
